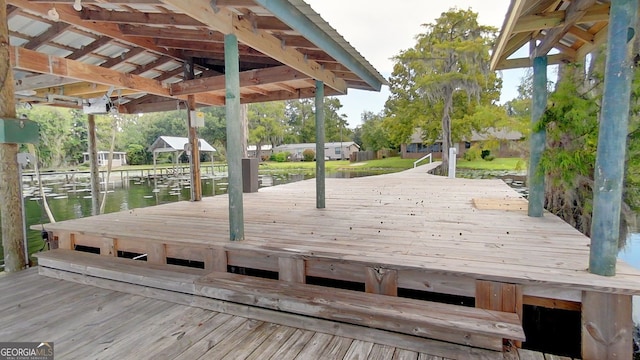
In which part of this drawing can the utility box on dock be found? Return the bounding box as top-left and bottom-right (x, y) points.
(242, 158), (259, 193)
(0, 118), (39, 144)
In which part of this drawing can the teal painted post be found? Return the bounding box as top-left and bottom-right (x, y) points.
(528, 56), (547, 217)
(225, 34), (244, 241)
(589, 0), (638, 276)
(315, 80), (325, 209)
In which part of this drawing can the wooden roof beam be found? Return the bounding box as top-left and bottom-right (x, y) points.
(15, 74), (78, 92)
(80, 9), (203, 26)
(99, 47), (146, 69)
(66, 36), (112, 60)
(513, 4), (610, 33)
(491, 0), (528, 71)
(10, 46), (220, 106)
(159, 0), (347, 93)
(170, 65), (309, 96)
(119, 24), (225, 42)
(8, 0), (182, 60)
(24, 23), (71, 50)
(129, 56), (173, 75)
(576, 24), (609, 59)
(155, 38), (268, 57)
(531, 0), (598, 59)
(11, 46), (169, 96)
(29, 0), (256, 6)
(497, 53), (571, 70)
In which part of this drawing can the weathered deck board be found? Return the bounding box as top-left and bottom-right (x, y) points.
(0, 270), (574, 359)
(38, 167), (640, 297)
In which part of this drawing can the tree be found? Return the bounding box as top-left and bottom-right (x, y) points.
(248, 101), (286, 159)
(385, 8), (498, 173)
(359, 111), (391, 151)
(285, 98), (350, 144)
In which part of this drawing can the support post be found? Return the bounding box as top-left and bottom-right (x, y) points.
(448, 147), (457, 178)
(87, 114), (100, 215)
(184, 59), (201, 201)
(582, 292), (632, 359)
(315, 80), (325, 209)
(589, 0), (638, 276)
(225, 33), (244, 241)
(187, 95), (202, 201)
(0, 0), (26, 272)
(528, 55), (547, 217)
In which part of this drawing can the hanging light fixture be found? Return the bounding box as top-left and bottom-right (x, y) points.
(73, 0), (82, 11)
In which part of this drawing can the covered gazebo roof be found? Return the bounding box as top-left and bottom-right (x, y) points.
(148, 136), (215, 154)
(8, 0), (387, 113)
(491, 0), (611, 70)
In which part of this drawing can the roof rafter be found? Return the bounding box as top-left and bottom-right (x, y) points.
(512, 3), (610, 33)
(10, 46), (220, 106)
(531, 0), (598, 58)
(159, 0), (347, 93)
(24, 22), (71, 50)
(170, 65), (309, 96)
(8, 0), (182, 60)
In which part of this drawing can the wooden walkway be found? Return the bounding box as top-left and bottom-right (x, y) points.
(0, 269), (574, 360)
(32, 165), (640, 358)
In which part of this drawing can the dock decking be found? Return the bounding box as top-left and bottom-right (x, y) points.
(0, 269), (573, 359)
(31, 166), (640, 358)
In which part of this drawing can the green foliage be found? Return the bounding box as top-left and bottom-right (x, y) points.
(483, 154), (495, 161)
(463, 145), (481, 161)
(359, 111), (392, 151)
(302, 148), (315, 162)
(457, 157), (524, 170)
(273, 152), (289, 162)
(285, 98), (350, 144)
(384, 8), (501, 172)
(538, 65), (598, 189)
(480, 149), (491, 159)
(126, 144), (150, 165)
(248, 101), (286, 151)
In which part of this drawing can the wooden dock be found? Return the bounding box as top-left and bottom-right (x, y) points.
(0, 269), (573, 359)
(29, 166), (640, 359)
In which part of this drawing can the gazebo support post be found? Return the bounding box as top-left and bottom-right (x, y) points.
(225, 33), (245, 241)
(527, 54), (547, 218)
(589, 0), (638, 276)
(88, 114), (101, 216)
(315, 80), (325, 209)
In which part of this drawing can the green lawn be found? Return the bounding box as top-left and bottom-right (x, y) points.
(259, 157), (418, 172)
(70, 156), (525, 173)
(456, 157), (527, 171)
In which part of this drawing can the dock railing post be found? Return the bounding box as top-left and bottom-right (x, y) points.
(589, 0), (638, 276)
(448, 147), (457, 178)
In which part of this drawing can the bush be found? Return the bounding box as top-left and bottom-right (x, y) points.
(126, 144), (151, 165)
(463, 145), (482, 161)
(481, 149), (491, 159)
(302, 149), (315, 162)
(484, 154), (496, 161)
(273, 152), (289, 162)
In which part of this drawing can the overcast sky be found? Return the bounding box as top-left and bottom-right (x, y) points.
(304, 0), (529, 128)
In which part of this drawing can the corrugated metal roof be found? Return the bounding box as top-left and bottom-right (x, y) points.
(149, 136), (216, 153)
(8, 0), (387, 112)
